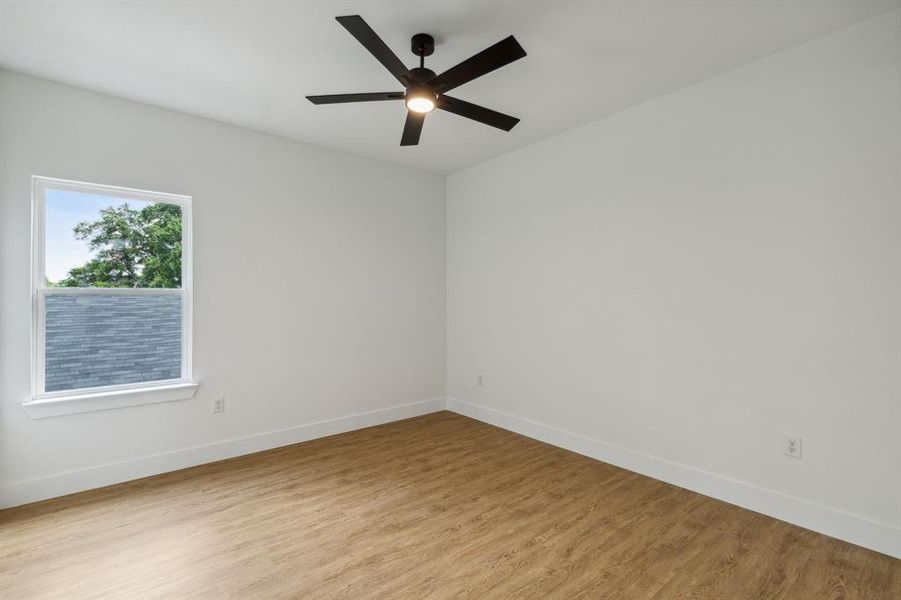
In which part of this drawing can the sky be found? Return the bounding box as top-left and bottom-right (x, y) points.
(45, 188), (155, 282)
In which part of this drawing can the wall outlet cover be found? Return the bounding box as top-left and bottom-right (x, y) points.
(783, 435), (802, 459)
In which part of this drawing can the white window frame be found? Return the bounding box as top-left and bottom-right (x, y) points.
(25, 176), (197, 418)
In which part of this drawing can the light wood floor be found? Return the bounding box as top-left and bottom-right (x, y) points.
(1, 412), (898, 599)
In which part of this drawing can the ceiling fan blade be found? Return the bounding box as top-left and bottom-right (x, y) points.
(306, 92), (404, 104)
(429, 36), (526, 93)
(336, 15), (411, 87)
(400, 111), (425, 146)
(437, 96), (520, 131)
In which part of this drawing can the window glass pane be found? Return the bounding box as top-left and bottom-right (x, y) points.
(44, 294), (182, 392)
(45, 188), (182, 288)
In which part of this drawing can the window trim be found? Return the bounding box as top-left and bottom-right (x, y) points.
(29, 176), (196, 416)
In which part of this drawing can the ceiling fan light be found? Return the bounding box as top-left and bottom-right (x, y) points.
(405, 86), (437, 113)
(406, 96), (436, 113)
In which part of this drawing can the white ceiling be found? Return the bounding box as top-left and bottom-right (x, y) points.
(1, 1), (897, 174)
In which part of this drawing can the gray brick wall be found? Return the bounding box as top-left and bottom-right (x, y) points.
(45, 294), (182, 392)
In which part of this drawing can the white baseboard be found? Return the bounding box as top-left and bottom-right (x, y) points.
(0, 397), (446, 509)
(446, 397), (900, 559)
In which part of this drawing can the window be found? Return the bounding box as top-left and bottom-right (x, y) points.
(28, 176), (196, 417)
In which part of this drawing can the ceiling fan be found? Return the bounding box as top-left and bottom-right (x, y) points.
(306, 15), (526, 146)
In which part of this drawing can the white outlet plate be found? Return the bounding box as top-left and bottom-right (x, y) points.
(783, 435), (802, 459)
(476, 374), (485, 386)
(213, 396), (225, 413)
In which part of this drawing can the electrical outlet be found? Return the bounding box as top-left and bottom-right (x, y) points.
(477, 374), (485, 386)
(783, 436), (801, 459)
(213, 396), (225, 414)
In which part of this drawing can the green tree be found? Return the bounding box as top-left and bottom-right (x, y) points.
(56, 202), (182, 288)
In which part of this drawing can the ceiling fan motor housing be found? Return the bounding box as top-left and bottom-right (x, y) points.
(409, 67), (437, 85)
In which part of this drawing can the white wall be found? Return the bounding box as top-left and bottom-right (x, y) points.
(0, 70), (446, 505)
(447, 12), (901, 557)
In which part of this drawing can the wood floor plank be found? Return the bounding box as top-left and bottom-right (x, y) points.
(1, 411), (897, 599)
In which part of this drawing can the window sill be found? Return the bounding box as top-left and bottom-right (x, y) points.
(23, 381), (199, 419)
